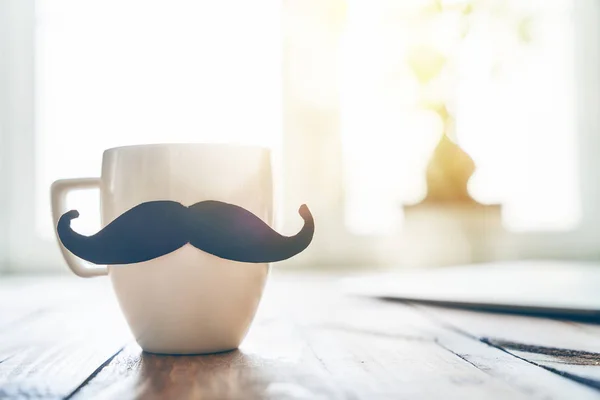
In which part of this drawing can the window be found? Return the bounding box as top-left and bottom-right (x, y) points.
(340, 0), (579, 235)
(35, 0), (282, 239)
(2, 0), (600, 272)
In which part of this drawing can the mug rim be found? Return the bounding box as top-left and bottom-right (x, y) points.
(102, 142), (272, 155)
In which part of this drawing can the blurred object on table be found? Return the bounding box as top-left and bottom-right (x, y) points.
(341, 260), (600, 320)
(401, 133), (505, 267)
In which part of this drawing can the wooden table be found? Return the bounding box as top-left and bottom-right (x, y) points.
(1, 270), (600, 399)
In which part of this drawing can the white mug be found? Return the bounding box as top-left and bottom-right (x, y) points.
(51, 143), (273, 354)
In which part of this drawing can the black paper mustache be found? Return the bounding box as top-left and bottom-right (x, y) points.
(57, 200), (314, 265)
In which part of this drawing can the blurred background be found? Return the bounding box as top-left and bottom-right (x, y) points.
(1, 0), (599, 274)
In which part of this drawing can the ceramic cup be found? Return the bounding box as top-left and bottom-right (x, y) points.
(51, 143), (273, 354)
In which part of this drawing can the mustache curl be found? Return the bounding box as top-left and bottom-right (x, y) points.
(57, 200), (314, 265)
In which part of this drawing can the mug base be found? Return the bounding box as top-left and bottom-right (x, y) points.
(139, 345), (240, 356)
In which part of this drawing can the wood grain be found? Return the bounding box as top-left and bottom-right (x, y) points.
(0, 277), (131, 399)
(0, 272), (599, 399)
(73, 273), (600, 399)
(414, 303), (600, 391)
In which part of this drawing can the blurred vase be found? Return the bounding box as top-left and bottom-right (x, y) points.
(421, 133), (476, 204)
(401, 133), (505, 267)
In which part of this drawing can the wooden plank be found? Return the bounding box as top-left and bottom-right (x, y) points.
(1, 272), (596, 399)
(414, 303), (600, 391)
(483, 339), (600, 389)
(71, 303), (360, 400)
(309, 293), (600, 400)
(75, 319), (533, 400)
(0, 275), (108, 330)
(299, 323), (530, 399)
(0, 276), (131, 399)
(0, 276), (57, 329)
(71, 273), (599, 399)
(437, 330), (600, 399)
(412, 303), (600, 352)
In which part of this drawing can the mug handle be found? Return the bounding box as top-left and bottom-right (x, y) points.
(50, 178), (108, 278)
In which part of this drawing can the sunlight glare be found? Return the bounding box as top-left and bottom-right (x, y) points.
(35, 0), (282, 238)
(341, 0), (580, 234)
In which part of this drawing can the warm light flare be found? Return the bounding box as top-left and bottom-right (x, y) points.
(341, 0), (579, 234)
(35, 0), (282, 238)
